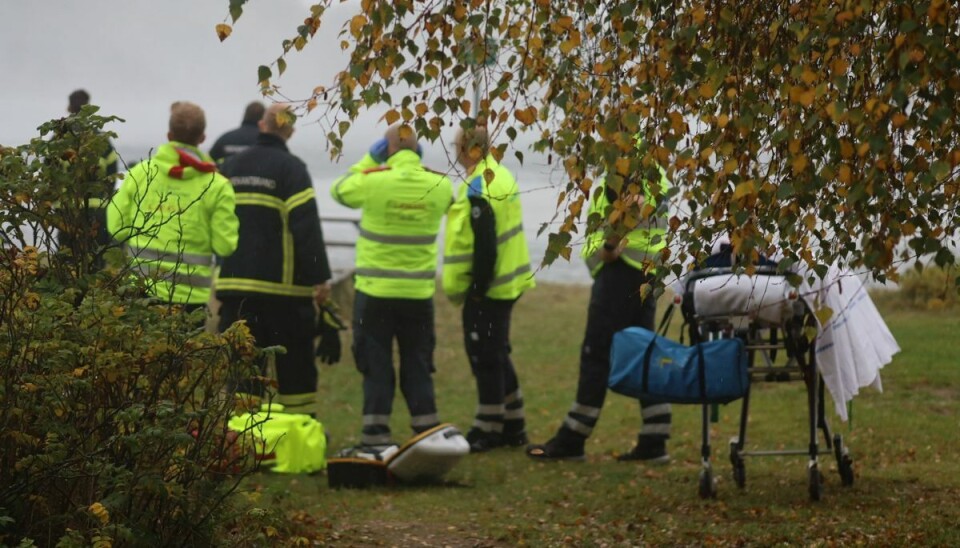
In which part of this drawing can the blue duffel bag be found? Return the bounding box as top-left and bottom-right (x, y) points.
(609, 327), (749, 404)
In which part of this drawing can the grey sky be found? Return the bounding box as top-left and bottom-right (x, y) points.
(0, 0), (381, 155)
(0, 0), (588, 283)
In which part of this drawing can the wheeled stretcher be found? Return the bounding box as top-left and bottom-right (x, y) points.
(678, 266), (855, 500)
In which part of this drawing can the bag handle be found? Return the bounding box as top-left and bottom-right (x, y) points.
(640, 333), (658, 394)
(696, 343), (708, 401)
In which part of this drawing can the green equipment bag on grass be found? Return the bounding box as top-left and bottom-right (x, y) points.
(228, 404), (327, 474)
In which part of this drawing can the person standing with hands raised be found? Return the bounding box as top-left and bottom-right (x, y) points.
(331, 124), (453, 449)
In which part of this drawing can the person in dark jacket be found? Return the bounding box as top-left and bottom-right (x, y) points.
(216, 103), (332, 418)
(60, 89), (119, 270)
(209, 101), (265, 164)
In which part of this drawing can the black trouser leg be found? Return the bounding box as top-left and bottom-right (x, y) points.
(218, 296), (319, 417)
(352, 291), (398, 445)
(395, 298), (439, 434)
(557, 260), (670, 444)
(463, 297), (523, 436)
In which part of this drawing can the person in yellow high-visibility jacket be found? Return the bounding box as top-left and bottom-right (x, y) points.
(107, 101), (239, 310)
(331, 124), (453, 448)
(527, 164), (673, 463)
(442, 126), (535, 452)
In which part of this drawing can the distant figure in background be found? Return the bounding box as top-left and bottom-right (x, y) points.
(60, 89), (119, 269)
(442, 126), (535, 452)
(107, 101), (238, 311)
(331, 124), (453, 448)
(216, 103), (333, 418)
(209, 101), (265, 164)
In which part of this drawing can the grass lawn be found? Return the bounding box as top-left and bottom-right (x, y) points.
(249, 283), (960, 547)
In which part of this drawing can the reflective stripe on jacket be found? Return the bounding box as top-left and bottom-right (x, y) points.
(331, 149), (453, 299)
(582, 169), (670, 277)
(442, 155), (535, 303)
(107, 141), (239, 304)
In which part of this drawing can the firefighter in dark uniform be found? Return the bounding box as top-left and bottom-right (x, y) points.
(209, 101), (265, 164)
(442, 126), (535, 452)
(216, 103), (332, 418)
(331, 124), (453, 448)
(527, 165), (673, 462)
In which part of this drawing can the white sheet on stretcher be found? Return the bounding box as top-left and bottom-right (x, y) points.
(676, 266), (899, 422)
(798, 264), (900, 421)
(687, 274), (794, 327)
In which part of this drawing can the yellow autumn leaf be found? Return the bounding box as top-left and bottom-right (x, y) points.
(698, 82), (715, 99)
(215, 24), (232, 42)
(569, 195), (585, 216)
(692, 6), (707, 24)
(891, 112), (908, 128)
(814, 305), (834, 326)
(838, 164), (852, 184)
(89, 502), (110, 525)
(717, 114), (729, 128)
(792, 154), (809, 174)
(349, 14), (366, 38)
(722, 158), (738, 174)
(560, 34), (581, 54)
(615, 157), (630, 175)
(840, 139), (854, 159)
(384, 109), (400, 125)
(801, 69), (818, 85)
(514, 107), (536, 125)
(733, 180), (755, 199)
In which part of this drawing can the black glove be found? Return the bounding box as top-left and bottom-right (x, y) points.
(316, 304), (346, 365)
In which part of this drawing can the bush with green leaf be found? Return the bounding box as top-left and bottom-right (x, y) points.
(881, 265), (958, 310)
(0, 111), (303, 546)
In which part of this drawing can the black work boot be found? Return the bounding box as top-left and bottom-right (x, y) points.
(617, 438), (670, 464)
(466, 428), (503, 453)
(525, 436), (585, 462)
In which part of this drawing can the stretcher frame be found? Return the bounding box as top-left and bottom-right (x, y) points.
(679, 266), (854, 500)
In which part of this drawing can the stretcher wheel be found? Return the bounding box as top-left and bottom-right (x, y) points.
(833, 434), (855, 486)
(729, 440), (746, 489)
(698, 466), (717, 499)
(808, 463), (823, 501)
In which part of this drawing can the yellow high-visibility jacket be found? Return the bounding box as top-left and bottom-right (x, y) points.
(331, 149), (453, 299)
(108, 141), (239, 304)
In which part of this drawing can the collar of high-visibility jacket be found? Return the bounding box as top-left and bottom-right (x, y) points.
(385, 148), (424, 168)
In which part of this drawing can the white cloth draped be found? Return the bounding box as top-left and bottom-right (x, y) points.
(799, 264), (899, 420)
